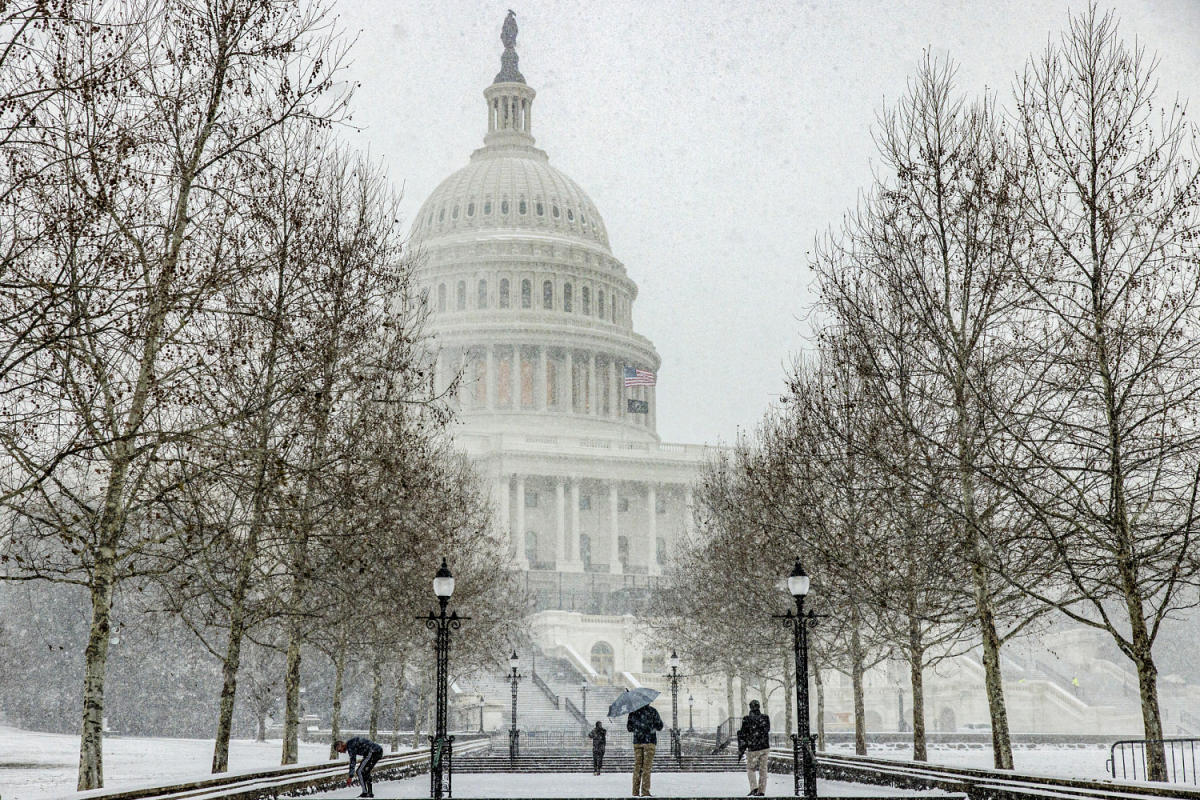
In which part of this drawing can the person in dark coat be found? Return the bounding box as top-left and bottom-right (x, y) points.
(588, 720), (608, 774)
(335, 736), (383, 798)
(627, 703), (664, 796)
(737, 700), (772, 796)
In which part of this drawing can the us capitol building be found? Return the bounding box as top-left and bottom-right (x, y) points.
(410, 13), (710, 686)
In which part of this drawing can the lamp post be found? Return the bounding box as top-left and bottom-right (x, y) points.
(688, 694), (695, 734)
(478, 696), (485, 733)
(664, 650), (685, 764)
(581, 681), (589, 733)
(774, 559), (818, 800)
(419, 558), (466, 800)
(508, 650), (522, 762)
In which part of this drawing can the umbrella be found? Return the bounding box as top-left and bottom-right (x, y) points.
(607, 687), (660, 717)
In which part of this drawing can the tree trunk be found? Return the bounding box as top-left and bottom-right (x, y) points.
(974, 557), (1013, 769)
(1129, 619), (1166, 779)
(212, 601), (248, 773)
(850, 624), (866, 756)
(782, 648), (794, 737)
(257, 712), (267, 742)
(739, 675), (747, 717)
(813, 665), (825, 751)
(329, 645), (346, 760)
(908, 616), (927, 761)
(726, 672), (735, 725)
(77, 552), (116, 790)
(757, 678), (770, 718)
(281, 635), (302, 764)
(412, 685), (427, 749)
(369, 659), (382, 740)
(392, 665), (405, 752)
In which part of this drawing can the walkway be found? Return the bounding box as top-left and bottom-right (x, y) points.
(311, 772), (944, 798)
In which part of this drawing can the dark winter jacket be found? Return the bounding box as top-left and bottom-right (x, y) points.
(627, 704), (664, 745)
(737, 710), (771, 753)
(588, 724), (607, 752)
(344, 736), (383, 777)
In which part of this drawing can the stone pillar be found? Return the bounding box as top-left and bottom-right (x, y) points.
(614, 362), (623, 419)
(539, 346), (549, 410)
(485, 347), (496, 410)
(588, 353), (598, 415)
(515, 475), (528, 568)
(497, 475), (510, 535)
(569, 480), (582, 569)
(609, 483), (622, 574)
(646, 484), (660, 576)
(562, 350), (573, 413)
(649, 385), (656, 432)
(512, 345), (521, 410)
(555, 479), (566, 568)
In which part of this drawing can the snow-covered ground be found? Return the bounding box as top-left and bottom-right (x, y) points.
(826, 742), (1114, 780)
(0, 725), (1118, 800)
(0, 725), (334, 800)
(311, 773), (929, 798)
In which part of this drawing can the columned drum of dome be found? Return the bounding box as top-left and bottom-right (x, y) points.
(412, 14), (709, 681)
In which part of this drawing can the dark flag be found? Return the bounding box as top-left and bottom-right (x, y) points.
(627, 399), (649, 414)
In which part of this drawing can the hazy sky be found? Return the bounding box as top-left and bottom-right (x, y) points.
(331, 0), (1200, 445)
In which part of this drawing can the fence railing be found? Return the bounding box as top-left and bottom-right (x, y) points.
(1107, 738), (1200, 784)
(714, 716), (738, 753)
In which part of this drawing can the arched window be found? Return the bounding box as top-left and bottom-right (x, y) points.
(521, 279), (532, 309)
(590, 641), (614, 678)
(536, 201), (544, 216)
(477, 279), (487, 309)
(617, 536), (629, 567)
(484, 200), (493, 215)
(552, 204), (560, 218)
(456, 281), (466, 311)
(519, 199), (528, 215)
(582, 287), (590, 315)
(598, 290), (606, 318)
(499, 278), (510, 309)
(466, 202), (475, 217)
(563, 283), (573, 312)
(501, 199), (510, 215)
(543, 280), (553, 310)
(437, 284), (447, 312)
(452, 205), (459, 220)
(579, 534), (592, 569)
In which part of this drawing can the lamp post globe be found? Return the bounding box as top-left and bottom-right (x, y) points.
(788, 559), (810, 599)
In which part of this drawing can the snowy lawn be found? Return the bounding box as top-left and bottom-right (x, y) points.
(830, 742), (1114, 780)
(311, 773), (936, 798)
(0, 725), (336, 800)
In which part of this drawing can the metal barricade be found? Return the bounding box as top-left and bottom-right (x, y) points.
(1107, 738), (1200, 784)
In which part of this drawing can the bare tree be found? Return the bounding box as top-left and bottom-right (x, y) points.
(996, 5), (1200, 780)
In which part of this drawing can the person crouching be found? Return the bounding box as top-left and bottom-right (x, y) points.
(335, 736), (383, 798)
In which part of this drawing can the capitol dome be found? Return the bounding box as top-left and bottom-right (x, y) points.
(416, 11), (660, 443)
(412, 148), (611, 251)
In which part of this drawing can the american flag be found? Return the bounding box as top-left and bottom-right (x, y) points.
(623, 366), (656, 387)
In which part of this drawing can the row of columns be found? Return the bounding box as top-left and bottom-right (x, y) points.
(438, 345), (656, 429)
(498, 475), (694, 574)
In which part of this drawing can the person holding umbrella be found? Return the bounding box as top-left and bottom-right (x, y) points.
(609, 687), (663, 797)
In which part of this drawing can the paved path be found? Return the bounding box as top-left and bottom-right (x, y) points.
(311, 772), (942, 798)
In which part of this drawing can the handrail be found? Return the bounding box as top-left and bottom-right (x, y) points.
(563, 696), (587, 724)
(79, 738), (490, 800)
(531, 668), (560, 708)
(1108, 737), (1200, 784)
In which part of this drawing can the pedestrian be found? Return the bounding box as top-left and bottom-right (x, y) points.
(627, 701), (664, 797)
(737, 700), (771, 796)
(588, 720), (607, 774)
(335, 736), (383, 798)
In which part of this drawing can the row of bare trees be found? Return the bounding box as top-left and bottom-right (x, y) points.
(0, 1), (527, 790)
(658, 6), (1200, 781)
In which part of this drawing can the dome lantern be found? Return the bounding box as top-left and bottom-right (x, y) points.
(484, 11), (536, 147)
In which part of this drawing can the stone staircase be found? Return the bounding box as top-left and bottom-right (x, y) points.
(455, 751), (744, 773)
